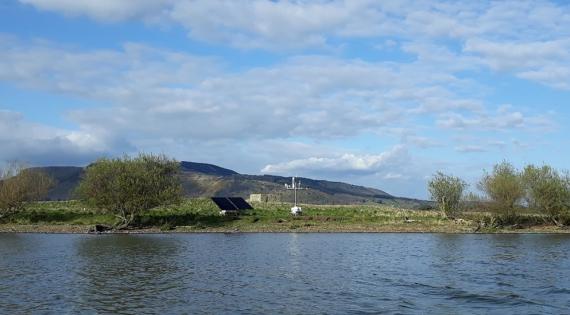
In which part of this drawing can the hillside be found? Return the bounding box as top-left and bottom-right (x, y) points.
(35, 162), (427, 208)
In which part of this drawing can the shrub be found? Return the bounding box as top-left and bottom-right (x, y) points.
(522, 165), (570, 225)
(76, 154), (183, 229)
(428, 172), (467, 219)
(0, 162), (54, 220)
(478, 161), (524, 218)
(461, 192), (487, 212)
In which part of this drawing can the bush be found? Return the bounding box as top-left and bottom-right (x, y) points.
(428, 172), (467, 219)
(76, 154), (183, 229)
(461, 192), (487, 212)
(522, 165), (570, 225)
(478, 161), (524, 218)
(0, 162), (54, 220)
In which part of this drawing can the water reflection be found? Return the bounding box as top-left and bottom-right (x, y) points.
(1, 233), (570, 314)
(73, 235), (184, 314)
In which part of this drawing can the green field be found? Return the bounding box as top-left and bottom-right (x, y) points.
(0, 198), (567, 234)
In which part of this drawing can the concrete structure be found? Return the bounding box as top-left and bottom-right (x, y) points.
(249, 194), (281, 203)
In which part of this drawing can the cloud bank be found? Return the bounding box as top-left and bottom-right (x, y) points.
(2, 0), (569, 197)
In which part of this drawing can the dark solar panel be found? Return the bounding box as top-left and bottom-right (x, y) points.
(229, 197), (253, 210)
(211, 197), (238, 211)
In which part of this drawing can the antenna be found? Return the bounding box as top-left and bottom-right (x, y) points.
(285, 176), (307, 215)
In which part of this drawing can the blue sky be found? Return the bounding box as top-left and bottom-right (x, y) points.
(1, 0), (570, 198)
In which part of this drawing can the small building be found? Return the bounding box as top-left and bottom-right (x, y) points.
(249, 193), (281, 203)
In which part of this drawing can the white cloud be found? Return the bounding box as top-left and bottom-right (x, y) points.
(4, 0), (569, 199)
(464, 38), (570, 89)
(403, 136), (442, 149)
(0, 34), (559, 172)
(261, 145), (409, 176)
(436, 107), (556, 132)
(19, 0), (174, 22)
(0, 110), (120, 165)
(455, 145), (487, 153)
(0, 36), (219, 100)
(17, 0), (570, 89)
(1, 37), (502, 145)
(383, 172), (409, 180)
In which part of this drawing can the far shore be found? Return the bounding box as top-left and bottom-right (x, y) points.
(2, 199), (569, 235)
(2, 223), (569, 234)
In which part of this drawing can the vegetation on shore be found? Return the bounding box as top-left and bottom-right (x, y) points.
(428, 161), (570, 229)
(1, 154), (570, 233)
(76, 154), (183, 229)
(0, 161), (54, 220)
(0, 198), (568, 233)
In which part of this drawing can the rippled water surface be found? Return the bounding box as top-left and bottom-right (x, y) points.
(1, 233), (569, 314)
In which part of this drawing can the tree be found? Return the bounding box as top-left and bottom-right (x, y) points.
(428, 172), (467, 218)
(0, 162), (54, 219)
(478, 161), (524, 217)
(76, 154), (183, 229)
(522, 165), (570, 225)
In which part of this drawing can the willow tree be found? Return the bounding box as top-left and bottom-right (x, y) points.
(428, 172), (467, 219)
(478, 161), (524, 218)
(522, 165), (570, 225)
(77, 154), (183, 229)
(0, 162), (54, 219)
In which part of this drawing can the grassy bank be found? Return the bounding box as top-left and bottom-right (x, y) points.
(0, 199), (568, 233)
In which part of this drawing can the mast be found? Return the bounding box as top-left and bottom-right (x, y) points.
(285, 176), (306, 215)
(293, 177), (298, 207)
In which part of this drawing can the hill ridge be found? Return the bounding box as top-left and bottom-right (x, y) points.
(34, 161), (426, 207)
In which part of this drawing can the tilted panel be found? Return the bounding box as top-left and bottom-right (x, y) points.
(211, 197), (238, 211)
(229, 197), (253, 210)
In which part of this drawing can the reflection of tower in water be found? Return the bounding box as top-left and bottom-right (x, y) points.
(286, 233), (302, 277)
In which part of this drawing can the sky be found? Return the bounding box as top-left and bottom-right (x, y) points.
(1, 0), (569, 199)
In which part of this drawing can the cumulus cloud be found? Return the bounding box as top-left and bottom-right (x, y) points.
(0, 36), (219, 100)
(4, 0), (568, 198)
(436, 106), (556, 132)
(455, 145), (487, 153)
(0, 37), (502, 145)
(0, 110), (123, 165)
(260, 144), (437, 198)
(0, 34), (559, 172)
(403, 136), (442, 149)
(19, 0), (174, 22)
(261, 145), (410, 176)
(464, 39), (570, 89)
(19, 0), (570, 89)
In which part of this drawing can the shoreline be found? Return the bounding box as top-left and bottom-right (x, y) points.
(2, 224), (569, 234)
(4, 200), (569, 235)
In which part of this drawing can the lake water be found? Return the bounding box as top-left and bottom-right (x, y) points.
(1, 233), (569, 314)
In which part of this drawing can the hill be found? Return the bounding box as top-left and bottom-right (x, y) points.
(35, 161), (428, 208)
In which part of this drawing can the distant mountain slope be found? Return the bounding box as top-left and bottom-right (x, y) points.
(35, 161), (427, 207)
(180, 161), (238, 176)
(31, 166), (84, 201)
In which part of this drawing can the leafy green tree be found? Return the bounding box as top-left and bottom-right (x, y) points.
(76, 154), (183, 229)
(0, 162), (54, 219)
(522, 165), (570, 225)
(478, 161), (524, 217)
(428, 172), (467, 218)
